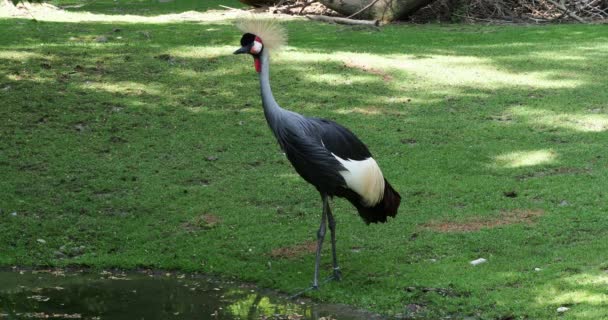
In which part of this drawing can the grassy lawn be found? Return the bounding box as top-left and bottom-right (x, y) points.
(2, 2), (608, 319)
(48, 0), (247, 15)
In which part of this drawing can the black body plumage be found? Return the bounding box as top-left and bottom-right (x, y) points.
(271, 114), (401, 224)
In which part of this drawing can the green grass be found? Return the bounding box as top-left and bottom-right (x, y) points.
(47, 0), (246, 15)
(2, 2), (608, 319)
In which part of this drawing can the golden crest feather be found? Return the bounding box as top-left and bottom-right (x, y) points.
(236, 16), (287, 52)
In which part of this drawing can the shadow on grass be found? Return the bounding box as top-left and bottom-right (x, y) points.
(1, 18), (608, 318)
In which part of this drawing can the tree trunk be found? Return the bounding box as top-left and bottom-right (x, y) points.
(319, 0), (436, 21)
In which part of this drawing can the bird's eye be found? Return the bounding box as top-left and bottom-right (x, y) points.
(250, 39), (263, 55)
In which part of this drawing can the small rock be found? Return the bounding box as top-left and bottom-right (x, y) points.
(138, 31), (151, 39)
(470, 258), (487, 266)
(155, 54), (174, 61)
(95, 36), (108, 43)
(557, 306), (569, 313)
(37, 239), (46, 244)
(559, 200), (569, 207)
(54, 251), (66, 258)
(10, 212), (17, 216)
(71, 246), (86, 255)
(205, 156), (218, 161)
(405, 303), (424, 313)
(534, 267), (542, 272)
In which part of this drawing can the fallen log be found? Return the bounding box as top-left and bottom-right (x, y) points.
(306, 14), (380, 26)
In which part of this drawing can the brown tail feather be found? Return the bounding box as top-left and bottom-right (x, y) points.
(338, 179), (400, 224)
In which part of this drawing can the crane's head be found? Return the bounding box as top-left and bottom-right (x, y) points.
(233, 17), (287, 73)
(233, 32), (264, 72)
(233, 32), (264, 55)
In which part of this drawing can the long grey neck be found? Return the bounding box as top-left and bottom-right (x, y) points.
(258, 50), (285, 132)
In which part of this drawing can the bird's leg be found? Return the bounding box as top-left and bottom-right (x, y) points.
(325, 200), (341, 281)
(312, 195), (328, 289)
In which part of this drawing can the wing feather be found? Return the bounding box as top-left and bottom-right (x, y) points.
(311, 118), (372, 161)
(276, 125), (346, 193)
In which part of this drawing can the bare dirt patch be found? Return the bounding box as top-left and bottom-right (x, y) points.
(343, 60), (394, 82)
(423, 209), (544, 233)
(516, 167), (591, 180)
(269, 241), (317, 259)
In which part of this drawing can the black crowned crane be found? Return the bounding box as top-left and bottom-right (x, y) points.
(233, 18), (401, 289)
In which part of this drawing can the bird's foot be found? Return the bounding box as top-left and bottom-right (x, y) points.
(323, 268), (341, 282)
(288, 285), (317, 300)
(331, 267), (342, 281)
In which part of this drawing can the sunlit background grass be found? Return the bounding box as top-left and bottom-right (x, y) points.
(1, 1), (608, 319)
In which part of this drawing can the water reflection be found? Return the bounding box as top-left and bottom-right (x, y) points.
(0, 270), (380, 320)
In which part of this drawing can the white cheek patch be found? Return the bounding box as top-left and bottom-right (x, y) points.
(250, 40), (263, 54)
(332, 154), (385, 206)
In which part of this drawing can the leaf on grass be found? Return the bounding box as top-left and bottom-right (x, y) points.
(182, 214), (222, 232)
(27, 295), (50, 302)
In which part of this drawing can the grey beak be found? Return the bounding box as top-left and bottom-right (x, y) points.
(233, 47), (249, 55)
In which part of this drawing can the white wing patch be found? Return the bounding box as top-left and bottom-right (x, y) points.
(332, 154), (385, 206)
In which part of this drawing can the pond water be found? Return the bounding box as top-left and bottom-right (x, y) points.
(0, 269), (383, 320)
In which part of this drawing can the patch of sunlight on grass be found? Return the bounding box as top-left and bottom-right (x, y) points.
(169, 46), (233, 59)
(494, 150), (556, 168)
(549, 290), (608, 305)
(530, 52), (587, 61)
(0, 3), (300, 24)
(383, 96), (413, 104)
(0, 50), (45, 61)
(304, 73), (373, 85)
(237, 108), (260, 113)
(579, 43), (608, 51)
(175, 69), (200, 78)
(335, 107), (382, 115)
(7, 74), (49, 83)
(334, 106), (407, 116)
(184, 106), (209, 113)
(282, 51), (581, 90)
(80, 81), (161, 96)
(511, 106), (608, 132)
(564, 273), (608, 286)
